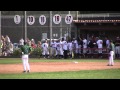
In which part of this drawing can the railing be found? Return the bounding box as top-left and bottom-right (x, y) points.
(73, 48), (109, 54)
(72, 48), (109, 58)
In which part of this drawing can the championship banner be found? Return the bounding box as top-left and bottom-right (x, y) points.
(39, 15), (46, 25)
(65, 14), (73, 24)
(53, 14), (61, 24)
(14, 15), (21, 24)
(27, 16), (35, 25)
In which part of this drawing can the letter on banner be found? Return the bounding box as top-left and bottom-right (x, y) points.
(53, 14), (61, 24)
(27, 16), (35, 25)
(65, 14), (73, 24)
(14, 15), (21, 24)
(39, 15), (46, 25)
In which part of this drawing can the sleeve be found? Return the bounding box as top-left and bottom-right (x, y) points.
(21, 46), (24, 55)
(29, 46), (32, 52)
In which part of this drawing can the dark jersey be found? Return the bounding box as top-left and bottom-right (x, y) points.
(21, 45), (32, 54)
(109, 43), (115, 52)
(115, 39), (120, 46)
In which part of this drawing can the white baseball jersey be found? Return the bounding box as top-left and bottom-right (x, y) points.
(74, 40), (79, 49)
(62, 41), (68, 50)
(83, 39), (87, 48)
(51, 41), (56, 48)
(68, 42), (73, 51)
(42, 42), (49, 55)
(97, 39), (103, 48)
(56, 41), (63, 55)
(106, 40), (110, 48)
(19, 38), (24, 45)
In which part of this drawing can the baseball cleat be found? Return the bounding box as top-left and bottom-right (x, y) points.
(23, 71), (26, 73)
(27, 70), (30, 73)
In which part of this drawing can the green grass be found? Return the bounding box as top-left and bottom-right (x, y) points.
(0, 69), (120, 79)
(0, 58), (120, 64)
(0, 58), (120, 79)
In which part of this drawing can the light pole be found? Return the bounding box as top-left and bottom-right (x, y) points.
(69, 11), (71, 38)
(76, 11), (79, 37)
(60, 14), (62, 38)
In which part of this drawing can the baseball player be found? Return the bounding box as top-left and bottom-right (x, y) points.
(83, 37), (88, 58)
(105, 37), (110, 53)
(68, 39), (73, 59)
(20, 42), (32, 73)
(55, 40), (59, 58)
(50, 39), (56, 58)
(56, 39), (63, 59)
(96, 37), (103, 58)
(108, 40), (115, 66)
(41, 40), (49, 59)
(115, 36), (120, 58)
(73, 38), (79, 58)
(62, 38), (68, 59)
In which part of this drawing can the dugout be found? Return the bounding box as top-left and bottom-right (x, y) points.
(73, 13), (120, 41)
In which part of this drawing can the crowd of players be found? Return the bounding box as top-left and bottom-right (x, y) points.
(39, 36), (120, 59)
(1, 35), (120, 59)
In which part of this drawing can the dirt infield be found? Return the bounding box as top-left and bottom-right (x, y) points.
(0, 61), (120, 74)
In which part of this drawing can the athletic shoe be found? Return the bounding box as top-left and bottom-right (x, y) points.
(23, 71), (26, 73)
(27, 70), (30, 73)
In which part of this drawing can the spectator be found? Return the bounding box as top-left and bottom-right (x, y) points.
(114, 36), (120, 58)
(8, 42), (14, 56)
(19, 38), (24, 48)
(31, 38), (36, 49)
(96, 37), (103, 58)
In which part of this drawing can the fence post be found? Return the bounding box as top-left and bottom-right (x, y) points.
(0, 11), (1, 56)
(50, 11), (52, 57)
(24, 11), (27, 42)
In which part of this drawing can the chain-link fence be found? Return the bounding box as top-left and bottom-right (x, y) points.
(1, 11), (78, 43)
(1, 11), (120, 58)
(0, 11), (78, 57)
